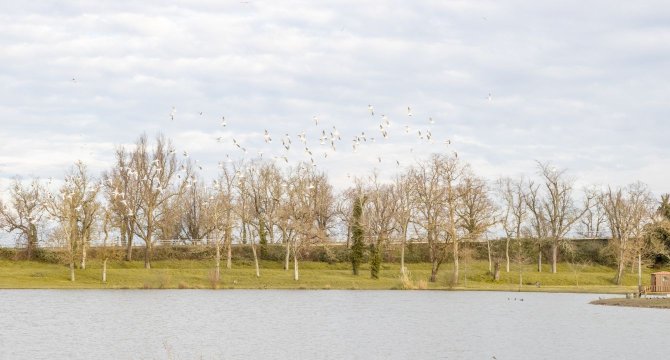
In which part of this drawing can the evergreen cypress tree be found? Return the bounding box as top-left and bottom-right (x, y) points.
(351, 196), (365, 275)
(369, 243), (381, 279)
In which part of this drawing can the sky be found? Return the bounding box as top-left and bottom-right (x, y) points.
(1, 1), (669, 196)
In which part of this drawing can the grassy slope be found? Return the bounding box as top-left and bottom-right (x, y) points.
(0, 259), (666, 293)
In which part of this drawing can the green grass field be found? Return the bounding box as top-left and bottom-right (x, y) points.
(0, 259), (666, 293)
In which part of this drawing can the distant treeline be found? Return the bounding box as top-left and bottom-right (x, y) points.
(0, 238), (617, 266)
(1, 133), (669, 284)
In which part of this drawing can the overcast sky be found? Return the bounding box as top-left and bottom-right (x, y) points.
(1, 1), (669, 195)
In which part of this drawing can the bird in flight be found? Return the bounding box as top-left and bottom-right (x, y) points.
(407, 106), (412, 117)
(170, 107), (176, 121)
(368, 104), (374, 116)
(221, 116), (227, 127)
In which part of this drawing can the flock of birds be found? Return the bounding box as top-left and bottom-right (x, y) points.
(166, 101), (474, 180)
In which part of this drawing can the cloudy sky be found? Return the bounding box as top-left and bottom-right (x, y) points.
(1, 1), (669, 195)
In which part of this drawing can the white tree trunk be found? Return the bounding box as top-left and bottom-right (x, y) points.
(284, 241), (290, 271)
(69, 262), (75, 282)
(293, 251), (299, 281)
(400, 228), (407, 276)
(102, 258), (107, 283)
(505, 238), (510, 272)
(251, 242), (260, 278)
(215, 243), (221, 282)
(226, 242), (232, 270)
(80, 242), (87, 270)
(487, 239), (492, 273)
(637, 252), (642, 287)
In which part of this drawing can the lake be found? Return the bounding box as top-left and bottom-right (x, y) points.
(0, 290), (667, 359)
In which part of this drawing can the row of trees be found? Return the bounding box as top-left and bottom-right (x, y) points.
(1, 134), (668, 285)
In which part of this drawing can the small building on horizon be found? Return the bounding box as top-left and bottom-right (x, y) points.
(650, 271), (670, 293)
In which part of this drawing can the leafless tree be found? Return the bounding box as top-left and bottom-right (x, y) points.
(497, 176), (527, 272)
(393, 173), (414, 276)
(599, 182), (654, 285)
(457, 174), (497, 274)
(44, 161), (100, 279)
(129, 134), (188, 269)
(526, 162), (592, 273)
(365, 173), (399, 279)
(281, 165), (326, 280)
(0, 178), (45, 260)
(102, 146), (139, 261)
(578, 188), (607, 239)
(410, 154), (467, 283)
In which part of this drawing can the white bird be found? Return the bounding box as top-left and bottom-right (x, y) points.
(183, 150), (188, 157)
(170, 107), (176, 121)
(382, 114), (390, 127)
(429, 117), (434, 124)
(444, 139), (451, 145)
(313, 116), (319, 126)
(405, 125), (410, 133)
(264, 129), (272, 143)
(221, 116), (227, 127)
(487, 93), (492, 101)
(407, 106), (412, 117)
(368, 104), (374, 116)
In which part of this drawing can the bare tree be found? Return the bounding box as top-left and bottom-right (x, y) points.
(213, 165), (236, 273)
(44, 161), (100, 279)
(526, 162), (592, 273)
(579, 187), (607, 238)
(282, 165), (325, 280)
(130, 134), (188, 269)
(393, 173), (414, 276)
(497, 176), (527, 272)
(365, 173), (398, 279)
(457, 174), (497, 275)
(0, 178), (44, 260)
(102, 146), (139, 261)
(600, 182), (654, 285)
(410, 154), (467, 283)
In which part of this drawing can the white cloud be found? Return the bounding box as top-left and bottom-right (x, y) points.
(0, 1), (668, 197)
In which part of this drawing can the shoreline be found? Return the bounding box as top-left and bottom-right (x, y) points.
(590, 297), (670, 309)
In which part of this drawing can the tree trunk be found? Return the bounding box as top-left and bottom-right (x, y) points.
(551, 242), (558, 274)
(451, 239), (459, 285)
(400, 228), (407, 276)
(27, 224), (37, 261)
(505, 238), (510, 273)
(616, 257), (624, 285)
(293, 250), (299, 281)
(486, 239), (492, 273)
(102, 258), (107, 283)
(69, 262), (75, 282)
(429, 260), (438, 282)
(251, 241), (260, 278)
(226, 241), (232, 270)
(537, 244), (542, 272)
(144, 241), (152, 269)
(80, 238), (87, 270)
(493, 262), (500, 281)
(637, 252), (642, 287)
(124, 221), (133, 261)
(215, 243), (221, 282)
(284, 241), (290, 271)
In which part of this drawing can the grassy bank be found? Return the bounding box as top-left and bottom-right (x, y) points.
(0, 259), (666, 292)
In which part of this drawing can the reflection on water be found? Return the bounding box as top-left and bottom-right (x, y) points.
(0, 290), (667, 359)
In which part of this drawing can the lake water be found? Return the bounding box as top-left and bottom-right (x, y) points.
(0, 290), (667, 359)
